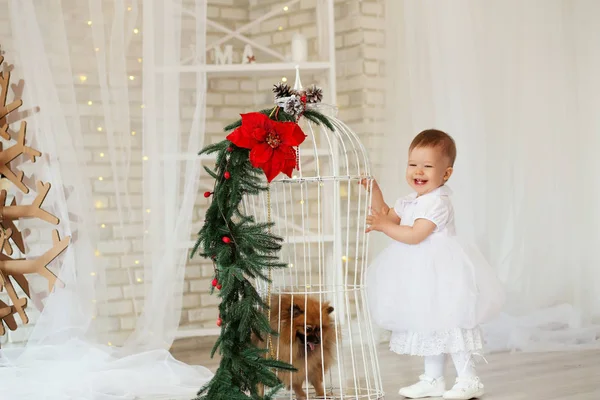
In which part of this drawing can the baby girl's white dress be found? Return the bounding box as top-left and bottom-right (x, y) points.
(366, 185), (505, 356)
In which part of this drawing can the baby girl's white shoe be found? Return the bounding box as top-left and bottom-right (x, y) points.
(443, 376), (484, 399)
(399, 374), (446, 398)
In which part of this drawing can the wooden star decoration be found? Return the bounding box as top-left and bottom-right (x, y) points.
(0, 52), (71, 336)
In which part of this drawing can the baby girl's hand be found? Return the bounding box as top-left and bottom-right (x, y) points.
(359, 177), (370, 192)
(366, 208), (392, 233)
(359, 177), (379, 193)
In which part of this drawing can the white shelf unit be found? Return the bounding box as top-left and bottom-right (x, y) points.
(148, 0), (338, 340)
(156, 61), (333, 75)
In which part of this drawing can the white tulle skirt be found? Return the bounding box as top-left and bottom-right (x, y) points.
(366, 234), (505, 356)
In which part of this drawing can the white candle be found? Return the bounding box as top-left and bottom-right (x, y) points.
(291, 33), (308, 63)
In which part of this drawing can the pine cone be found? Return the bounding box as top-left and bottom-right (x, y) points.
(273, 82), (294, 99)
(306, 84), (323, 103)
(284, 95), (305, 116)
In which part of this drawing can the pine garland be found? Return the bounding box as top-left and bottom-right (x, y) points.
(191, 83), (335, 399)
(191, 140), (295, 400)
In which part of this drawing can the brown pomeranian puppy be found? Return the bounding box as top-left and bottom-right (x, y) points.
(257, 293), (336, 400)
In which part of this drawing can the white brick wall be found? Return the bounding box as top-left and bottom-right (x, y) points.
(0, 0), (386, 346)
(180, 0), (386, 335)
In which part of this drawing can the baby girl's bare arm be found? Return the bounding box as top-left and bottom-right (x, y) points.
(366, 209), (433, 244)
(360, 178), (401, 224)
(380, 218), (435, 245)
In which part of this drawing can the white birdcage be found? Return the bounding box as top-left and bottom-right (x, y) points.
(250, 71), (384, 400)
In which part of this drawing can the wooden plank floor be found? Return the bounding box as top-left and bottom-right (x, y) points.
(170, 343), (600, 400)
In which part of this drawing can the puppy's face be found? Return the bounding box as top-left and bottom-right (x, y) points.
(288, 298), (334, 354)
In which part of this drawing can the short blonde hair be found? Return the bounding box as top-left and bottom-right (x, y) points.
(409, 129), (457, 166)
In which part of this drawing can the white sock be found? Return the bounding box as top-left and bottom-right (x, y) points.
(424, 354), (446, 379)
(451, 351), (477, 378)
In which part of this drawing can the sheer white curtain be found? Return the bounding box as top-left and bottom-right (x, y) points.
(383, 0), (600, 352)
(0, 0), (211, 398)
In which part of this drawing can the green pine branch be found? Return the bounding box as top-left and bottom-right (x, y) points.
(222, 105), (336, 133)
(302, 108), (335, 131)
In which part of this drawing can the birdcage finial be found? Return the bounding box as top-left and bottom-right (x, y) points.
(293, 65), (303, 91)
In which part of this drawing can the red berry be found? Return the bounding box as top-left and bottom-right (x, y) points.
(224, 171), (231, 179)
(216, 318), (222, 327)
(227, 146), (234, 152)
(216, 284), (222, 290)
(301, 95), (307, 103)
(222, 236), (231, 244)
(204, 191), (212, 198)
(212, 278), (218, 287)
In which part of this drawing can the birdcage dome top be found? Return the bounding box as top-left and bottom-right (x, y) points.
(269, 69), (371, 184)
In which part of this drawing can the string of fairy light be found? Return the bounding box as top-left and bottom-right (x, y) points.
(84, 8), (146, 222)
(278, 5), (349, 264)
(266, 4), (351, 266)
(82, 5), (146, 341)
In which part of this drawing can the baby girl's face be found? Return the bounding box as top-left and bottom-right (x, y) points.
(406, 146), (453, 195)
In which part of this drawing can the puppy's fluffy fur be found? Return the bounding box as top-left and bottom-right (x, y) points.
(258, 293), (336, 400)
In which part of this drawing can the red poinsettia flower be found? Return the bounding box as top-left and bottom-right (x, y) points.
(226, 112), (306, 182)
